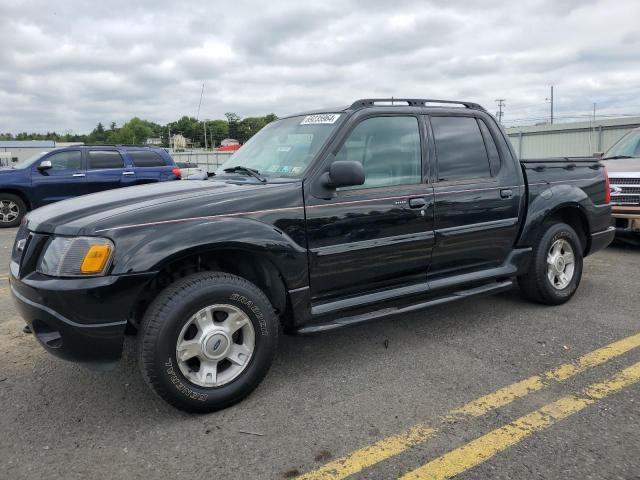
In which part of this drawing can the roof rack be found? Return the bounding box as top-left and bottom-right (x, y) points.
(82, 144), (157, 148)
(350, 98), (486, 111)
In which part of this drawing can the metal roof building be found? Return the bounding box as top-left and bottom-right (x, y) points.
(505, 117), (640, 159)
(0, 140), (82, 165)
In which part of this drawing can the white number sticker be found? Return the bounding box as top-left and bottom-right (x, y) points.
(300, 113), (341, 125)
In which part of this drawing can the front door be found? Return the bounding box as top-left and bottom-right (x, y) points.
(31, 150), (86, 207)
(427, 114), (522, 279)
(305, 115), (435, 302)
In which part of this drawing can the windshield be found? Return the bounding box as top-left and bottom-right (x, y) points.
(215, 114), (341, 178)
(11, 151), (48, 169)
(604, 130), (640, 158)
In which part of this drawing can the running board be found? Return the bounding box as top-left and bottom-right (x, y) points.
(296, 280), (513, 334)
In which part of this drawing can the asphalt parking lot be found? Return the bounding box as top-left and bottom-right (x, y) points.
(0, 227), (638, 480)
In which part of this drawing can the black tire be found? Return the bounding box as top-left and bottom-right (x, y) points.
(518, 222), (584, 305)
(0, 193), (26, 228)
(138, 272), (279, 413)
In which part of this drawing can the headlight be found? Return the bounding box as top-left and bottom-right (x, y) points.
(38, 236), (114, 277)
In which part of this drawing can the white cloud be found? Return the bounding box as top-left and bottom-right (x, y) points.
(0, 0), (639, 132)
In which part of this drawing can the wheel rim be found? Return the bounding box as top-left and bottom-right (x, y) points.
(546, 238), (575, 290)
(176, 304), (255, 388)
(0, 200), (19, 223)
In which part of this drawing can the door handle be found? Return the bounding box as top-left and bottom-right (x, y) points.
(408, 197), (426, 209)
(122, 171), (135, 176)
(500, 189), (513, 199)
(72, 173), (85, 178)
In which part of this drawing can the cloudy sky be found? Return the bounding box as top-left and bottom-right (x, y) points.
(1, 0), (640, 133)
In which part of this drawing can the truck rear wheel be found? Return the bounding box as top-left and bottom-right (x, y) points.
(0, 193), (26, 228)
(518, 222), (583, 305)
(138, 272), (279, 413)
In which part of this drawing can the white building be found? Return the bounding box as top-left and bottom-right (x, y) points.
(506, 117), (640, 159)
(0, 140), (85, 165)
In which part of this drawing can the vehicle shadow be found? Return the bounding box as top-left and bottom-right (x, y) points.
(7, 286), (536, 424)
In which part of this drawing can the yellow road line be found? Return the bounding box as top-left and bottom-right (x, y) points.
(296, 332), (640, 480)
(449, 331), (640, 418)
(400, 360), (640, 480)
(295, 425), (436, 480)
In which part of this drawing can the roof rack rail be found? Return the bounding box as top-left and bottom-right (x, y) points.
(82, 144), (155, 147)
(350, 98), (486, 111)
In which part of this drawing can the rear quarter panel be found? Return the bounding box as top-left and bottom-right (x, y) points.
(518, 161), (611, 250)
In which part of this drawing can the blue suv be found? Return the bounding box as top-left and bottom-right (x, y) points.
(0, 146), (180, 227)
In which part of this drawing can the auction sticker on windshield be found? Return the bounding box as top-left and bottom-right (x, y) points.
(300, 113), (341, 125)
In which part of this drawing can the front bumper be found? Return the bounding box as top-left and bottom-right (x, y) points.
(10, 262), (155, 369)
(612, 206), (640, 235)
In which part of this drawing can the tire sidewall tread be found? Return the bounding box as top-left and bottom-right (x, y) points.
(138, 272), (279, 413)
(519, 222), (583, 305)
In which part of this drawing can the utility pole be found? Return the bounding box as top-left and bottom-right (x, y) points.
(203, 120), (207, 150)
(545, 86), (554, 124)
(495, 99), (506, 123)
(196, 84), (204, 121)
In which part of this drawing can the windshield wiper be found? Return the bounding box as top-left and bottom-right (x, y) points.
(223, 166), (266, 183)
(602, 155), (634, 160)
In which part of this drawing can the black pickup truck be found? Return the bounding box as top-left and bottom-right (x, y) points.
(10, 99), (614, 412)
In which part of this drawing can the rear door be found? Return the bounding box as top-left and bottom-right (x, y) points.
(427, 114), (522, 279)
(127, 150), (175, 184)
(85, 149), (136, 193)
(30, 149), (85, 206)
(305, 114), (435, 302)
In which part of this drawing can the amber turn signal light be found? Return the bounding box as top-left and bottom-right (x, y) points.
(80, 244), (112, 274)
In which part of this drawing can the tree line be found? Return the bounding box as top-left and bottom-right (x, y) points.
(0, 112), (278, 148)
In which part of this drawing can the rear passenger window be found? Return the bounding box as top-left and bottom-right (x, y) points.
(88, 151), (124, 169)
(335, 116), (421, 189)
(129, 151), (166, 167)
(431, 116), (491, 181)
(477, 120), (501, 175)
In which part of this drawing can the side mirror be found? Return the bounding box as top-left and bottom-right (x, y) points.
(322, 160), (365, 189)
(593, 152), (604, 159)
(37, 160), (52, 171)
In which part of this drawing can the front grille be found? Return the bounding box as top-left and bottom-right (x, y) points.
(611, 195), (640, 205)
(11, 225), (30, 263)
(609, 177), (640, 185)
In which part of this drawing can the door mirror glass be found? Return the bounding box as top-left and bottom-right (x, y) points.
(324, 160), (365, 188)
(37, 160), (52, 171)
(593, 152), (604, 158)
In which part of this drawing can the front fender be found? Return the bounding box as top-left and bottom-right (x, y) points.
(108, 217), (309, 290)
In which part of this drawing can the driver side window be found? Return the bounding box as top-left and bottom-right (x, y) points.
(42, 151), (82, 170)
(335, 116), (421, 189)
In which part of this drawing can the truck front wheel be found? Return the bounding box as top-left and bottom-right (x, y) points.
(138, 272), (279, 413)
(518, 222), (584, 305)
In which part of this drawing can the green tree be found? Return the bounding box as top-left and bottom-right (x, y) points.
(206, 119), (229, 147)
(225, 112), (241, 140)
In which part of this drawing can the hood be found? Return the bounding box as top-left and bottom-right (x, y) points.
(26, 178), (302, 235)
(601, 157), (640, 174)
